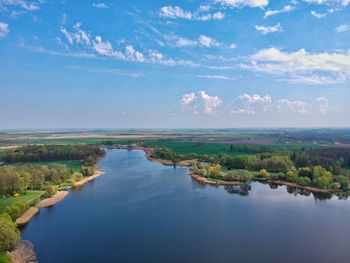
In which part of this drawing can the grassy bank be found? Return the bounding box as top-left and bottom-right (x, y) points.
(0, 191), (43, 212)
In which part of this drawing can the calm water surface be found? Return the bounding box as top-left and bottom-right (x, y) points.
(21, 150), (350, 263)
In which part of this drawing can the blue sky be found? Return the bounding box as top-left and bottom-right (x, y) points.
(0, 0), (350, 128)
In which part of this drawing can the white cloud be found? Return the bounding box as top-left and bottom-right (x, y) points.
(335, 24), (350, 33)
(125, 45), (145, 62)
(213, 12), (225, 20)
(311, 10), (326, 18)
(255, 23), (283, 34)
(168, 35), (197, 47)
(58, 23), (200, 67)
(198, 35), (220, 47)
(264, 5), (294, 18)
(0, 0), (41, 11)
(0, 22), (9, 38)
(213, 0), (269, 8)
(241, 47), (350, 84)
(230, 94), (272, 115)
(197, 74), (236, 80)
(180, 92), (196, 106)
(180, 91), (222, 114)
(92, 3), (109, 8)
(167, 34), (220, 48)
(159, 6), (193, 19)
(60, 23), (91, 46)
(304, 0), (350, 6)
(159, 6), (225, 21)
(230, 94), (330, 115)
(92, 36), (124, 59)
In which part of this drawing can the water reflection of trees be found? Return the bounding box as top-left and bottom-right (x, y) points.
(285, 186), (334, 200)
(225, 183), (252, 196)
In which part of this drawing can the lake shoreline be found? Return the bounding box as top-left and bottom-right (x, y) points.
(15, 165), (105, 229)
(125, 146), (334, 195)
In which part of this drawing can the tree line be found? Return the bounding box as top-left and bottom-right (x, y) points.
(0, 144), (105, 164)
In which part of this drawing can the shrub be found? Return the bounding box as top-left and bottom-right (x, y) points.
(335, 175), (349, 191)
(44, 185), (56, 198)
(4, 203), (29, 221)
(258, 169), (269, 178)
(296, 176), (311, 186)
(286, 170), (297, 182)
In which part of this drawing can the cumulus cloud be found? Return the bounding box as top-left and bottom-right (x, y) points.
(212, 0), (269, 8)
(159, 6), (225, 21)
(0, 22), (9, 38)
(264, 5), (294, 18)
(180, 91), (222, 114)
(229, 94), (330, 115)
(241, 47), (350, 84)
(335, 24), (350, 33)
(255, 23), (283, 34)
(311, 10), (326, 18)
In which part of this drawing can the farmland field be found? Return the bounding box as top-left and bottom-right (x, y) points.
(143, 140), (321, 156)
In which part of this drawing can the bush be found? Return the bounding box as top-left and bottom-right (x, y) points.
(4, 203), (28, 221)
(313, 176), (332, 189)
(335, 175), (349, 191)
(277, 172), (286, 180)
(0, 213), (20, 252)
(258, 169), (269, 178)
(296, 176), (311, 186)
(44, 185), (56, 198)
(286, 170), (297, 182)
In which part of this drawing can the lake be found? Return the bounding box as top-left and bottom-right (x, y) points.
(21, 149), (350, 263)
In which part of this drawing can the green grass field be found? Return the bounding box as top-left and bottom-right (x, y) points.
(3, 160), (81, 172)
(144, 140), (321, 157)
(0, 191), (43, 212)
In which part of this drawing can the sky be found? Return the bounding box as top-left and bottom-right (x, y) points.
(0, 0), (350, 129)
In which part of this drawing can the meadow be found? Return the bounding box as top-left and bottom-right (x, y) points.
(0, 191), (43, 212)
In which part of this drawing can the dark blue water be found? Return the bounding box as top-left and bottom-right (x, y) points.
(21, 150), (350, 263)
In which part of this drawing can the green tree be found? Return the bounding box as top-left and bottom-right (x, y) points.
(44, 184), (56, 198)
(296, 176), (311, 186)
(334, 175), (349, 191)
(286, 170), (297, 182)
(259, 169), (269, 178)
(0, 213), (20, 252)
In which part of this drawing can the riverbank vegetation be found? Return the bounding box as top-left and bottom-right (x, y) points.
(149, 142), (350, 196)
